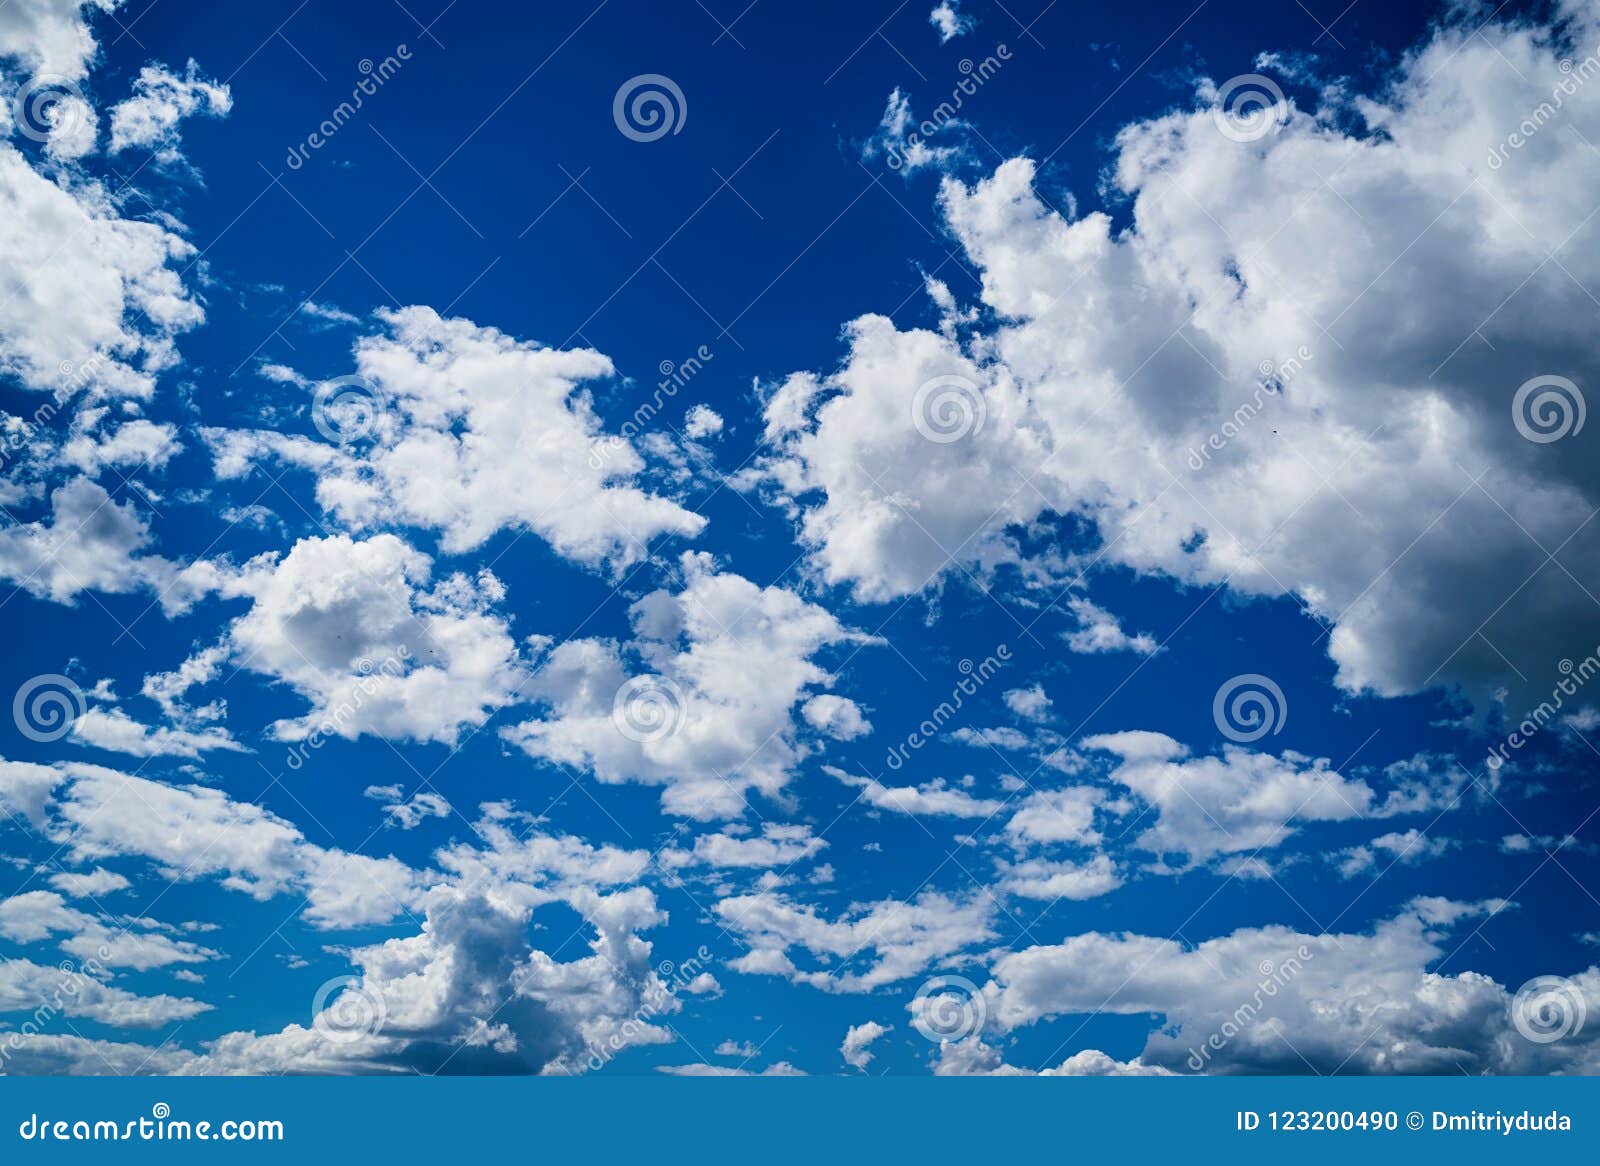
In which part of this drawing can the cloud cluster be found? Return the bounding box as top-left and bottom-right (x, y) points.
(760, 5), (1600, 714)
(205, 307), (707, 574)
(504, 552), (874, 818)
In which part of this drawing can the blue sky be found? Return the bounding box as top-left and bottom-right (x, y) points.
(2, 0), (1600, 1076)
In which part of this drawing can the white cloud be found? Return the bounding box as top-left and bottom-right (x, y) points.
(861, 89), (965, 176)
(364, 785), (452, 830)
(197, 883), (677, 1075)
(1002, 683), (1051, 721)
(1079, 731), (1375, 867)
(1335, 829), (1454, 878)
(68, 703), (245, 758)
(0, 890), (217, 969)
(5, 758), (419, 930)
(108, 59), (230, 156)
(978, 898), (1600, 1074)
(1062, 596), (1158, 656)
(841, 1019), (890, 1069)
(683, 403), (723, 439)
(0, 144), (204, 399)
(198, 533), (525, 746)
(657, 1060), (804, 1076)
(716, 889), (993, 992)
(801, 693), (871, 740)
(0, 956), (207, 1028)
(829, 768), (1005, 819)
(504, 552), (874, 819)
(60, 416), (181, 473)
(205, 307), (707, 574)
(1003, 785), (1103, 848)
(759, 5), (1600, 714)
(928, 1), (973, 43)
(0, 0), (118, 82)
(996, 853), (1122, 900)
(664, 823), (826, 870)
(0, 479), (212, 610)
(46, 866), (128, 897)
(933, 1036), (1173, 1075)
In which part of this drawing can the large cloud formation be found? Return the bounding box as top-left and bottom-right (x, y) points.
(756, 2), (1600, 715)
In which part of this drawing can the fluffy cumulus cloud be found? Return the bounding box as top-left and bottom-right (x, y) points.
(186, 533), (525, 745)
(662, 823), (827, 870)
(975, 899), (1600, 1074)
(830, 768), (1005, 819)
(928, 0), (973, 43)
(0, 0), (118, 82)
(0, 479), (214, 609)
(68, 701), (245, 758)
(0, 764), (689, 1076)
(1076, 731), (1470, 869)
(204, 307), (707, 574)
(716, 889), (994, 992)
(0, 956), (208, 1028)
(759, 3), (1600, 714)
(933, 1037), (1172, 1076)
(1, 758), (419, 928)
(0, 889), (217, 969)
(841, 1020), (890, 1069)
(504, 552), (875, 818)
(0, 144), (206, 400)
(194, 883), (675, 1075)
(107, 59), (230, 156)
